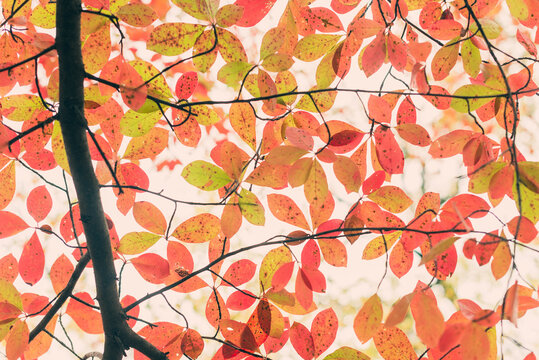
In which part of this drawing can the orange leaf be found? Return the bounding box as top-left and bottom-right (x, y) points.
(6, 319), (29, 360)
(66, 292), (103, 334)
(0, 211), (29, 239)
(0, 254), (18, 283)
(220, 319), (259, 352)
(385, 293), (414, 327)
(304, 159), (328, 204)
(172, 213), (221, 243)
(431, 38), (460, 81)
(374, 326), (417, 360)
(410, 289), (445, 348)
(318, 237), (347, 267)
(386, 32), (407, 71)
(491, 241), (512, 279)
(353, 294), (382, 343)
(267, 194), (310, 230)
(368, 186), (412, 213)
(50, 254), (74, 294)
(133, 201), (167, 235)
(0, 161), (15, 210)
(245, 162), (289, 189)
(229, 102), (256, 150)
(396, 123), (432, 146)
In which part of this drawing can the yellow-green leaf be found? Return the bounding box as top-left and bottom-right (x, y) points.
(117, 232), (161, 255)
(238, 188), (265, 225)
(147, 23), (205, 56)
(293, 34), (341, 62)
(181, 160), (232, 191)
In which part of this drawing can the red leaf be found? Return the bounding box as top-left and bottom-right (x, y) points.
(226, 290), (257, 311)
(290, 322), (315, 360)
(374, 126), (404, 174)
(121, 295), (140, 328)
(362, 170), (385, 195)
(175, 71), (198, 100)
(119, 162), (149, 191)
(397, 96), (416, 124)
(234, 0), (277, 27)
(442, 194), (490, 219)
(301, 239), (321, 268)
(206, 290), (230, 328)
(131, 253), (170, 284)
(328, 130), (364, 151)
(0, 302), (21, 324)
(386, 32), (407, 71)
(181, 328), (204, 359)
(26, 186), (52, 223)
(362, 32), (386, 77)
(167, 241), (194, 273)
(271, 261), (294, 291)
(311, 308), (338, 356)
(19, 232), (44, 286)
(222, 259), (256, 287)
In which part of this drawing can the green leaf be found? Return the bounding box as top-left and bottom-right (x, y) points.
(181, 160), (232, 191)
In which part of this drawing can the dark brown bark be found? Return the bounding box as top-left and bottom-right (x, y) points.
(55, 0), (166, 358)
